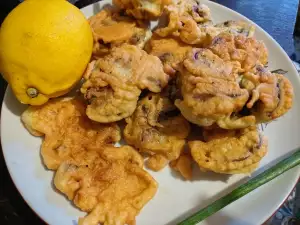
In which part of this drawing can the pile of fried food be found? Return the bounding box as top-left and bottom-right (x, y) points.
(20, 0), (294, 224)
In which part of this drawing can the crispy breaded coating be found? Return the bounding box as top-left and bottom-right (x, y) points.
(81, 44), (169, 123)
(113, 0), (171, 19)
(81, 60), (141, 123)
(145, 34), (192, 75)
(89, 8), (151, 58)
(124, 93), (190, 171)
(21, 98), (121, 170)
(209, 32), (268, 73)
(175, 48), (253, 129)
(190, 126), (268, 174)
(155, 0), (215, 45)
(54, 146), (158, 225)
(240, 65), (294, 123)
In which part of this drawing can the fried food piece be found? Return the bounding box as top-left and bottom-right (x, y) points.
(209, 32), (268, 73)
(170, 153), (193, 180)
(89, 8), (151, 58)
(178, 17), (219, 45)
(190, 126), (268, 174)
(145, 34), (192, 75)
(113, 0), (171, 19)
(155, 0), (214, 45)
(124, 93), (190, 171)
(147, 154), (169, 171)
(240, 65), (294, 123)
(202, 125), (236, 142)
(179, 19), (257, 46)
(21, 98), (121, 170)
(262, 74), (294, 121)
(81, 44), (169, 123)
(175, 48), (253, 129)
(54, 145), (158, 225)
(155, 0), (256, 46)
(215, 20), (255, 37)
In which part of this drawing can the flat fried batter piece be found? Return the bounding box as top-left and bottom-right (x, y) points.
(54, 145), (158, 225)
(81, 44), (169, 123)
(155, 0), (215, 45)
(145, 34), (192, 75)
(89, 8), (151, 58)
(240, 65), (294, 123)
(175, 48), (254, 129)
(21, 98), (121, 170)
(113, 0), (171, 19)
(124, 93), (190, 171)
(190, 126), (268, 174)
(209, 32), (268, 73)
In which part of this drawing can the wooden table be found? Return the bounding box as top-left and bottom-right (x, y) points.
(0, 0), (299, 224)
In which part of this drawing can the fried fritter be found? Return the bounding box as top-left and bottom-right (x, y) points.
(113, 0), (171, 19)
(54, 145), (158, 225)
(89, 8), (151, 58)
(170, 153), (193, 180)
(124, 93), (190, 171)
(21, 98), (121, 170)
(175, 48), (254, 129)
(155, 0), (215, 45)
(81, 44), (169, 123)
(179, 19), (256, 47)
(190, 126), (268, 174)
(215, 20), (255, 38)
(145, 34), (192, 75)
(209, 32), (268, 73)
(240, 65), (294, 123)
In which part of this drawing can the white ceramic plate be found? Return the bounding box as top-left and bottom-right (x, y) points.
(2, 0), (300, 224)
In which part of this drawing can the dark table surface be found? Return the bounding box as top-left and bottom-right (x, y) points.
(0, 0), (299, 224)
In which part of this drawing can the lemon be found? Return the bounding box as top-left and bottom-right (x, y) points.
(0, 0), (93, 105)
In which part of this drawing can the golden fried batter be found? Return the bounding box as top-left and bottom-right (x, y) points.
(21, 98), (121, 170)
(175, 48), (252, 129)
(265, 74), (294, 121)
(170, 153), (193, 180)
(209, 32), (268, 73)
(190, 126), (268, 174)
(241, 65), (294, 123)
(178, 19), (256, 47)
(215, 20), (255, 38)
(81, 44), (169, 123)
(155, 0), (214, 45)
(124, 93), (190, 171)
(113, 0), (171, 19)
(145, 34), (192, 75)
(89, 8), (151, 57)
(54, 145), (158, 225)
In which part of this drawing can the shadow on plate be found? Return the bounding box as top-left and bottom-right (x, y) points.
(169, 162), (231, 183)
(165, 175), (249, 225)
(251, 147), (300, 177)
(3, 80), (85, 117)
(192, 166), (231, 182)
(50, 173), (82, 213)
(93, 2), (117, 15)
(3, 87), (27, 116)
(167, 147), (300, 225)
(205, 211), (253, 225)
(39, 147), (50, 172)
(93, 1), (101, 14)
